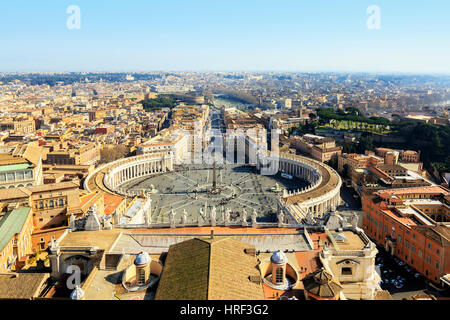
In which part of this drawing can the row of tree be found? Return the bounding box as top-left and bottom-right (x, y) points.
(306, 107), (450, 174)
(317, 108), (391, 126)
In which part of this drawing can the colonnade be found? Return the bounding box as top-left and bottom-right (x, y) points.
(263, 151), (342, 222)
(100, 152), (174, 193)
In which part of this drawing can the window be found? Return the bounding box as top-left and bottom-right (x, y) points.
(405, 241), (409, 248)
(427, 243), (432, 250)
(49, 200), (54, 208)
(38, 202), (43, 210)
(59, 199), (64, 206)
(137, 268), (146, 285)
(418, 250), (422, 258)
(426, 255), (431, 263)
(341, 267), (353, 276)
(398, 236), (402, 243)
(412, 234), (416, 239)
(436, 249), (440, 255)
(275, 267), (284, 283)
(25, 170), (33, 179)
(436, 262), (439, 270)
(16, 171), (24, 180)
(412, 244), (415, 253)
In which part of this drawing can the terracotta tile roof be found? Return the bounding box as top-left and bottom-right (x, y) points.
(103, 193), (124, 216)
(382, 209), (419, 226)
(376, 186), (449, 197)
(0, 187), (32, 201)
(0, 272), (49, 299)
(126, 226), (302, 235)
(0, 154), (28, 166)
(21, 144), (43, 166)
(155, 237), (264, 300)
(29, 181), (79, 193)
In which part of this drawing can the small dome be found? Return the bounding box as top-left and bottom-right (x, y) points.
(270, 250), (287, 265)
(70, 286), (84, 300)
(313, 268), (333, 285)
(134, 251), (151, 266)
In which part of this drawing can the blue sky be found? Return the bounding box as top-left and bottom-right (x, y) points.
(1, 1), (449, 73)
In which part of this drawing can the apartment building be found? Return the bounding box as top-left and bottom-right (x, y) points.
(362, 186), (450, 284)
(46, 142), (100, 166)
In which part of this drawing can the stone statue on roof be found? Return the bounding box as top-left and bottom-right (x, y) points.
(325, 211), (345, 230)
(278, 210), (284, 224)
(169, 208), (175, 228)
(181, 209), (187, 225)
(305, 211), (315, 225)
(210, 206), (217, 226)
(351, 212), (359, 228)
(251, 209), (257, 225)
(69, 214), (76, 231)
(224, 208), (231, 225)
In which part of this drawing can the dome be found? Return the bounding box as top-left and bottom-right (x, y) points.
(134, 251), (151, 266)
(70, 286), (85, 300)
(313, 268), (333, 285)
(270, 250), (287, 265)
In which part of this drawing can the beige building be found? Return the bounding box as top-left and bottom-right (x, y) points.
(137, 129), (189, 164)
(0, 118), (35, 134)
(320, 228), (381, 300)
(46, 143), (100, 166)
(0, 181), (81, 229)
(290, 134), (342, 163)
(338, 152), (384, 175)
(0, 144), (44, 189)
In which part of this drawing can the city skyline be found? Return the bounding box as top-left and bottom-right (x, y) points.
(1, 0), (450, 74)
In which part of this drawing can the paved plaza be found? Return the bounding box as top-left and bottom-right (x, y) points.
(121, 162), (309, 224)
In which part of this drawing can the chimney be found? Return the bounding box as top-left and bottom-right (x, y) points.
(244, 248), (256, 257)
(210, 228), (214, 240)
